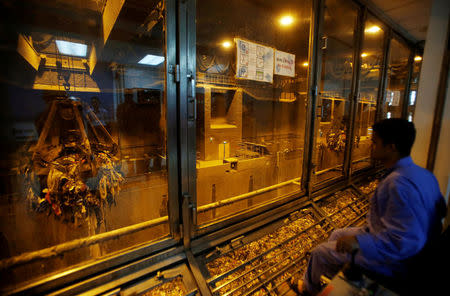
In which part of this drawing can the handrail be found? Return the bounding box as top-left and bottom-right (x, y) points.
(197, 177), (301, 213)
(0, 216), (169, 270)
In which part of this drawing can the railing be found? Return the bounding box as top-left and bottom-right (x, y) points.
(0, 216), (168, 270)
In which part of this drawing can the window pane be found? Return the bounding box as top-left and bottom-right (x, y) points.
(196, 0), (311, 224)
(352, 16), (384, 172)
(407, 54), (422, 121)
(0, 0), (169, 289)
(383, 38), (410, 119)
(313, 0), (358, 184)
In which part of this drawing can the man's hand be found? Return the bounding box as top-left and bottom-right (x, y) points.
(336, 235), (359, 253)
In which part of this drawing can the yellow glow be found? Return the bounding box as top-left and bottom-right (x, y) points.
(365, 25), (381, 33)
(302, 62), (309, 67)
(414, 56), (422, 62)
(361, 53), (368, 58)
(279, 15), (294, 27)
(222, 41), (232, 49)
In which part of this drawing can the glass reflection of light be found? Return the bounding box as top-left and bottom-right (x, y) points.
(279, 15), (294, 27)
(222, 41), (232, 48)
(365, 25), (381, 33)
(410, 90), (416, 106)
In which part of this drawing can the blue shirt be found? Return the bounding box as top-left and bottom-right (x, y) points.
(356, 156), (446, 276)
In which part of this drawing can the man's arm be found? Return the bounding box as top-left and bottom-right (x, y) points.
(355, 177), (426, 263)
(336, 235), (359, 253)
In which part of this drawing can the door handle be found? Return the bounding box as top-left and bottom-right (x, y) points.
(321, 36), (328, 50)
(187, 72), (196, 121)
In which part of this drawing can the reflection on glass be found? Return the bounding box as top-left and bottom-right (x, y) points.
(0, 0), (169, 288)
(313, 0), (358, 183)
(196, 0), (311, 224)
(351, 16), (384, 172)
(407, 56), (422, 121)
(383, 38), (410, 118)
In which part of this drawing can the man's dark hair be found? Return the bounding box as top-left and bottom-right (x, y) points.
(372, 118), (416, 157)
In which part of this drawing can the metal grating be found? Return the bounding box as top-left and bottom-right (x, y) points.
(316, 189), (369, 228)
(120, 264), (198, 296)
(357, 179), (380, 195)
(196, 187), (371, 295)
(203, 207), (333, 296)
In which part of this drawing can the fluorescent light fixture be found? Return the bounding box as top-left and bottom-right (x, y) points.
(55, 40), (87, 57)
(138, 54), (165, 65)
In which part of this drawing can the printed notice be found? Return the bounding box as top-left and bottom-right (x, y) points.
(236, 38), (274, 83)
(391, 90), (401, 106)
(275, 50), (295, 77)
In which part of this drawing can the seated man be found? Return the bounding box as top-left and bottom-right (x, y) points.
(292, 118), (446, 295)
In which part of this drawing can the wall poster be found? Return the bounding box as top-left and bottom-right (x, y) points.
(275, 50), (295, 77)
(236, 38), (274, 83)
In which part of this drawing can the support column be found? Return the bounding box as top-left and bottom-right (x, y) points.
(411, 0), (449, 168)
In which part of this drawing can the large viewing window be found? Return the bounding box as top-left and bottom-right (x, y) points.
(195, 0), (311, 224)
(0, 0), (171, 289)
(407, 53), (423, 122)
(351, 16), (385, 172)
(383, 38), (411, 119)
(312, 0), (358, 184)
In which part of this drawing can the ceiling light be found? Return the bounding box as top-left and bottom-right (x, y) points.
(414, 56), (422, 62)
(365, 25), (381, 33)
(361, 53), (368, 57)
(138, 54), (165, 66)
(279, 15), (294, 27)
(55, 40), (87, 57)
(222, 41), (232, 48)
(302, 62), (309, 67)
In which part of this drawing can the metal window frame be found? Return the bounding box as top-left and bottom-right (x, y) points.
(376, 28), (392, 121)
(405, 45), (424, 121)
(310, 0), (362, 192)
(167, 0), (182, 239)
(304, 0), (325, 195)
(184, 0), (315, 239)
(350, 12), (389, 177)
(1, 0), (182, 294)
(383, 33), (414, 119)
(1, 0), (424, 294)
(402, 50), (416, 119)
(344, 5), (367, 181)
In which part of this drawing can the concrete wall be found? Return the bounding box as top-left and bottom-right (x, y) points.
(410, 0), (449, 226)
(411, 0), (449, 169)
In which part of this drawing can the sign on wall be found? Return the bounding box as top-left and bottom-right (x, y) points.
(275, 50), (295, 77)
(236, 38), (274, 83)
(391, 90), (401, 106)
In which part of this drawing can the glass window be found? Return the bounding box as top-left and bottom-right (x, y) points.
(383, 38), (411, 118)
(407, 53), (423, 121)
(351, 16), (385, 172)
(313, 0), (358, 184)
(195, 0), (311, 224)
(0, 0), (170, 289)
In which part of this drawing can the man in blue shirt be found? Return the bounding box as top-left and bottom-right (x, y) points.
(292, 119), (446, 295)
